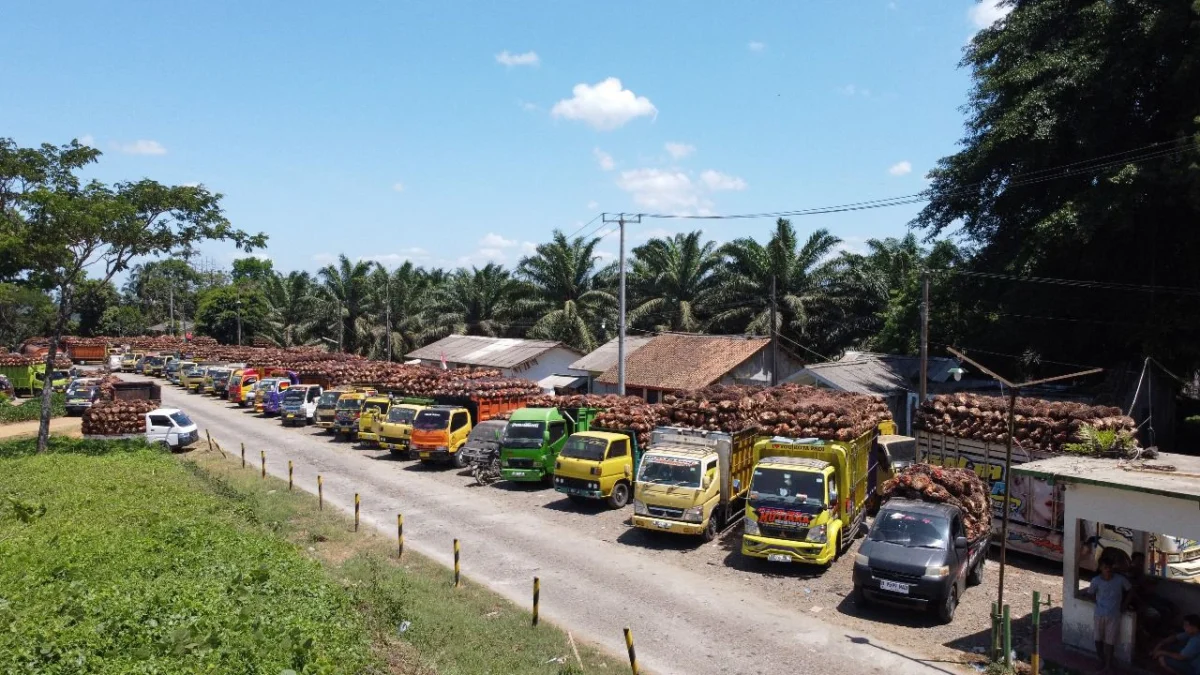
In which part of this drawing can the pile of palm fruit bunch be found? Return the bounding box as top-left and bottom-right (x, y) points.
(878, 464), (992, 539)
(81, 399), (159, 435)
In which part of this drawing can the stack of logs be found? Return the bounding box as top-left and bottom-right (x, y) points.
(915, 392), (1136, 454)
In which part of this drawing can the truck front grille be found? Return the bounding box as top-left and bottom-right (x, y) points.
(760, 524), (809, 541)
(507, 458), (536, 469)
(871, 567), (923, 584)
(648, 506), (684, 519)
(555, 476), (592, 490)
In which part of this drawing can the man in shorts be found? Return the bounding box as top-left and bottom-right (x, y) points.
(1085, 560), (1131, 672)
(1153, 614), (1200, 675)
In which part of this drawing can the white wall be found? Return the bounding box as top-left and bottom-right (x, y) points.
(1061, 483), (1200, 663)
(498, 346), (582, 384)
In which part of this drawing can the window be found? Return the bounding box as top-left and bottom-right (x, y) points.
(308, 388), (320, 402)
(548, 421), (566, 444)
(149, 415), (171, 428)
(646, 389), (661, 403)
(451, 412), (468, 431)
(607, 438), (629, 458)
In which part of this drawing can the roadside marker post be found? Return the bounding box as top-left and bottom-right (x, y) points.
(260, 451), (266, 479)
(1003, 603), (1012, 667)
(354, 493), (360, 532)
(1031, 591), (1042, 675)
(317, 475), (323, 510)
(240, 442), (245, 468)
(205, 429), (213, 452)
(623, 627), (639, 675)
(288, 461), (294, 490)
(397, 514), (404, 559)
(453, 539), (461, 587)
(532, 577), (540, 626)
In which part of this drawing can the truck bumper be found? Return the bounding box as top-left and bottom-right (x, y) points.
(742, 534), (835, 565)
(380, 438), (410, 453)
(316, 420), (334, 429)
(852, 564), (945, 608)
(414, 446), (449, 461)
(632, 515), (706, 536)
(555, 486), (604, 499)
(281, 412), (304, 425)
(358, 432), (380, 445)
(502, 467), (546, 481)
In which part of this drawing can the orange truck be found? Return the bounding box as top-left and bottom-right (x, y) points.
(409, 394), (528, 466)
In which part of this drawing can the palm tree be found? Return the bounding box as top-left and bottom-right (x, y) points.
(516, 230), (615, 352)
(316, 255), (376, 354)
(366, 262), (436, 359)
(263, 270), (318, 347)
(708, 218), (842, 340)
(427, 263), (521, 340)
(628, 231), (720, 332)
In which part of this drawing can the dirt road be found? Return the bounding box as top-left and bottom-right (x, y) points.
(0, 416), (81, 440)
(150, 377), (966, 675)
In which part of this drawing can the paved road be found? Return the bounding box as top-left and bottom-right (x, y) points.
(150, 378), (959, 675)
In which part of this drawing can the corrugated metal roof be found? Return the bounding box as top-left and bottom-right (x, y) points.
(596, 334), (770, 390)
(568, 336), (654, 373)
(405, 335), (577, 369)
(538, 374), (586, 391)
(787, 358), (910, 396)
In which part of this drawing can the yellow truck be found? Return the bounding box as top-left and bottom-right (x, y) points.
(356, 395), (393, 446)
(379, 400), (431, 456)
(333, 389), (377, 440)
(741, 422), (900, 566)
(314, 388), (346, 429)
(632, 426), (757, 541)
(553, 429), (641, 509)
(180, 365), (207, 393)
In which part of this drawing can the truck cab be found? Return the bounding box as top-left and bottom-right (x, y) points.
(742, 424), (898, 566)
(165, 359), (187, 384)
(120, 352), (138, 372)
(281, 384), (323, 426)
(853, 499), (989, 623)
(632, 427), (756, 541)
(379, 401), (429, 455)
(553, 430), (641, 508)
(180, 365), (205, 392)
(144, 408), (201, 451)
(202, 368), (226, 395)
(211, 368), (235, 398)
(314, 389), (344, 429)
(411, 406), (473, 466)
(143, 355), (165, 376)
(333, 390), (377, 439)
(227, 368), (257, 406)
(356, 395), (393, 446)
(500, 407), (597, 483)
(257, 378), (293, 415)
(64, 378), (101, 415)
(33, 370), (71, 393)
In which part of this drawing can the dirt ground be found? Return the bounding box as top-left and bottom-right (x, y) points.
(0, 416), (82, 440)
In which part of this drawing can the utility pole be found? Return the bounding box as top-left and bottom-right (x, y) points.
(770, 275), (779, 386)
(946, 348), (1102, 617)
(603, 213), (641, 396)
(338, 300), (344, 353)
(236, 286), (242, 346)
(385, 276), (392, 362)
(169, 285), (174, 336)
(920, 270), (930, 402)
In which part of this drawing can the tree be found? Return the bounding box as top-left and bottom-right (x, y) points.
(709, 219), (841, 347)
(262, 270), (317, 347)
(0, 138), (265, 451)
(316, 255), (375, 354)
(195, 283), (270, 344)
(915, 0), (1200, 370)
(0, 283), (54, 350)
(231, 256), (275, 285)
(122, 258), (201, 332)
(368, 262), (434, 360)
(628, 231), (720, 332)
(97, 304), (147, 337)
(517, 230), (615, 352)
(427, 264), (521, 341)
(73, 278), (120, 336)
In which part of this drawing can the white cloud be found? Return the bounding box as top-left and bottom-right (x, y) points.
(586, 200), (599, 210)
(830, 236), (870, 258)
(593, 147), (615, 171)
(181, 181), (201, 188)
(521, 241), (538, 255)
(113, 139), (166, 155)
(699, 170), (747, 191)
(839, 84), (871, 97)
(479, 232), (516, 248)
(495, 50), (539, 67)
(392, 182), (405, 192)
(78, 134), (95, 147)
(888, 160), (913, 176)
(361, 248), (431, 268)
(551, 77), (657, 131)
(665, 142), (696, 160)
(518, 100), (539, 112)
(747, 41), (766, 53)
(969, 0), (1011, 29)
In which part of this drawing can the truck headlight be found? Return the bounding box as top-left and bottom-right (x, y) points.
(435, 446), (448, 452)
(854, 553), (870, 567)
(501, 459), (509, 467)
(925, 565), (950, 578)
(743, 519), (760, 535)
(683, 506), (705, 523)
(633, 500), (648, 515)
(806, 524), (828, 544)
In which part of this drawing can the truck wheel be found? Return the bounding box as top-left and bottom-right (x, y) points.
(702, 516), (718, 542)
(854, 585), (872, 609)
(834, 530), (845, 561)
(967, 557), (984, 586)
(607, 482), (631, 509)
(452, 450), (468, 469)
(936, 585), (958, 624)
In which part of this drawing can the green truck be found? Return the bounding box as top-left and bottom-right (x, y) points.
(499, 406), (599, 483)
(0, 362), (66, 396)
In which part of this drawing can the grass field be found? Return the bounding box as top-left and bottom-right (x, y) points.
(0, 437), (622, 674)
(0, 393), (65, 423)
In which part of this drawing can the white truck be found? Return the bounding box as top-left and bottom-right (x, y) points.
(85, 407), (200, 451)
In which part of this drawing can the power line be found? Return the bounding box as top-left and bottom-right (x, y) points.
(931, 342), (1103, 372)
(931, 268), (1200, 297)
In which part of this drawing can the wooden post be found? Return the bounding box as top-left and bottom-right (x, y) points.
(205, 429), (213, 452)
(354, 493), (360, 532)
(453, 539), (461, 587)
(624, 627), (639, 675)
(532, 577), (540, 626)
(240, 442), (245, 468)
(288, 461), (293, 491)
(397, 513), (404, 559)
(260, 450), (265, 479)
(318, 475), (323, 510)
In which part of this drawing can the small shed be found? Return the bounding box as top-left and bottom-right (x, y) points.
(1013, 454), (1200, 666)
(405, 335), (583, 383)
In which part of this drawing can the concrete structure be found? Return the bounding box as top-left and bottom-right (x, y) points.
(1014, 454), (1200, 666)
(405, 335), (583, 383)
(567, 336), (653, 393)
(593, 334), (802, 401)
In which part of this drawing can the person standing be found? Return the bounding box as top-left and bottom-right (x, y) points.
(1085, 560), (1132, 672)
(1152, 614), (1200, 675)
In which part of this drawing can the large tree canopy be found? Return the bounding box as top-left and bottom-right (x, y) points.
(916, 0), (1200, 370)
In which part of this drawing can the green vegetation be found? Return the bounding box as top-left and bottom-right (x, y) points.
(0, 393), (65, 423)
(1062, 425), (1139, 458)
(0, 437), (622, 674)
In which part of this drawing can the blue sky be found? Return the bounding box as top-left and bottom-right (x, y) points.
(1, 1), (1009, 275)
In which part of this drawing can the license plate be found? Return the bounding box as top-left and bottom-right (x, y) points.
(420, 452), (430, 459)
(286, 414), (295, 418)
(653, 519), (672, 529)
(510, 471), (525, 477)
(880, 580), (910, 594)
(768, 554), (792, 563)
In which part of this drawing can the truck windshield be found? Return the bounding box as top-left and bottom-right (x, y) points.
(230, 375), (242, 386)
(561, 436), (608, 461)
(170, 412), (193, 427)
(749, 469), (826, 508)
(870, 510), (951, 549)
(502, 421), (544, 448)
(414, 409), (450, 430)
(283, 390), (305, 403)
(319, 392), (341, 407)
(387, 407), (417, 424)
(638, 456), (701, 487)
(336, 397), (362, 410)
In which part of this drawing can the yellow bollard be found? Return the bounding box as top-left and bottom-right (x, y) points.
(318, 475), (323, 510)
(624, 627), (639, 675)
(288, 461), (293, 491)
(397, 513), (404, 559)
(240, 442), (245, 468)
(532, 577), (540, 627)
(354, 493), (360, 532)
(453, 539), (461, 587)
(260, 450), (265, 479)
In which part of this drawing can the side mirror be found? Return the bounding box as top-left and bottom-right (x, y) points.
(954, 536), (969, 549)
(702, 476), (713, 489)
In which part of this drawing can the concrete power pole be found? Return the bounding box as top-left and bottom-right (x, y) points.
(603, 213), (641, 396)
(385, 276), (392, 362)
(919, 270), (930, 402)
(770, 275), (779, 386)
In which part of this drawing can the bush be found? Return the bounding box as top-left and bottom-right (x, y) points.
(0, 393), (66, 424)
